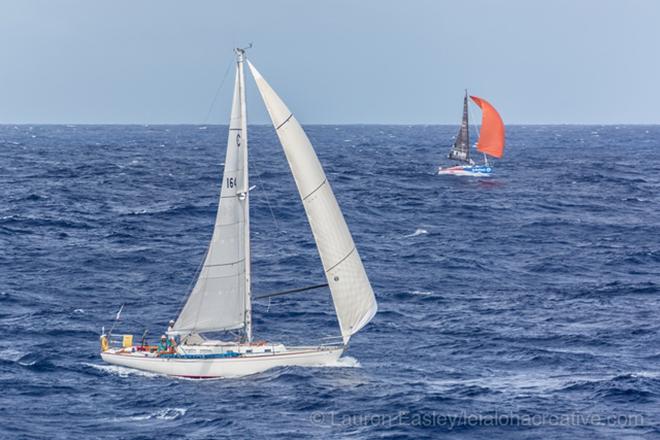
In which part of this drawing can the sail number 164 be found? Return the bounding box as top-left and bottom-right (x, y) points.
(226, 177), (237, 189)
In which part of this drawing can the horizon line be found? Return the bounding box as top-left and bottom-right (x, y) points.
(1, 122), (659, 127)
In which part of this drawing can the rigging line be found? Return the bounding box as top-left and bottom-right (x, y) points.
(249, 148), (282, 232)
(202, 59), (234, 125)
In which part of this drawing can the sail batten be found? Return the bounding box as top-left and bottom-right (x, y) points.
(247, 61), (377, 344)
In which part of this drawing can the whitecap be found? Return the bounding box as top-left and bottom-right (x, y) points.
(410, 290), (433, 296)
(0, 348), (26, 362)
(82, 362), (160, 378)
(118, 408), (187, 422)
(73, 309), (85, 314)
(404, 228), (428, 238)
(315, 355), (362, 369)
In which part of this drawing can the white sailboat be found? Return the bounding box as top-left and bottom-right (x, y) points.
(99, 48), (377, 379)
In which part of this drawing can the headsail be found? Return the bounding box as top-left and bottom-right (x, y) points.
(448, 92), (471, 163)
(173, 61), (249, 335)
(247, 61), (377, 344)
(470, 95), (505, 159)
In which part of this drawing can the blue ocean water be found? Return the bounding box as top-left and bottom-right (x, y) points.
(1, 124), (659, 439)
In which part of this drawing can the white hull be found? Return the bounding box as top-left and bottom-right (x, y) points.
(101, 345), (344, 379)
(437, 165), (493, 177)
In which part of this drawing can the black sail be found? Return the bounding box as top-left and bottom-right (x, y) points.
(448, 92), (470, 163)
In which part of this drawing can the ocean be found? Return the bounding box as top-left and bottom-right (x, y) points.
(1, 124), (659, 439)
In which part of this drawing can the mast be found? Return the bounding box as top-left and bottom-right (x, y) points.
(463, 89), (469, 155)
(236, 47), (252, 342)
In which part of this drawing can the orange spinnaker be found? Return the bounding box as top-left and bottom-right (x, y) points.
(470, 96), (505, 159)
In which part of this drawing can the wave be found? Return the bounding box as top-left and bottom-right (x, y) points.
(0, 348), (26, 363)
(315, 355), (362, 369)
(409, 290), (433, 296)
(82, 362), (161, 378)
(115, 408), (187, 422)
(0, 351), (58, 371)
(0, 214), (94, 230)
(404, 228), (428, 238)
(429, 371), (660, 396)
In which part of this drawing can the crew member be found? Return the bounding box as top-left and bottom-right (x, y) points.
(166, 319), (178, 349)
(157, 335), (169, 354)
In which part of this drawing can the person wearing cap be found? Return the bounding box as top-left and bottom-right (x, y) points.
(157, 335), (169, 354)
(167, 320), (175, 335)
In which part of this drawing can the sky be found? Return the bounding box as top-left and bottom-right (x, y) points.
(1, 0), (659, 124)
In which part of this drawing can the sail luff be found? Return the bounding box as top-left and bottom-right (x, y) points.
(246, 61), (377, 344)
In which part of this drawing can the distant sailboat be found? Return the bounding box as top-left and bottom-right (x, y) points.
(438, 91), (505, 177)
(99, 48), (377, 378)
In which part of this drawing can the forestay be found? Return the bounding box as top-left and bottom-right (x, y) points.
(173, 65), (249, 334)
(247, 61), (377, 344)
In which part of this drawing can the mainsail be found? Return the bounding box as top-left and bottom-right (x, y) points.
(173, 60), (250, 335)
(448, 92), (471, 163)
(471, 95), (505, 159)
(247, 61), (377, 344)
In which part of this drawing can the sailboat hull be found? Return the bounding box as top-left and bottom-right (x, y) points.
(100, 345), (344, 379)
(438, 165), (493, 177)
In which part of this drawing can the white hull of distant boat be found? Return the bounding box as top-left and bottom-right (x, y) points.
(101, 344), (343, 379)
(437, 164), (493, 177)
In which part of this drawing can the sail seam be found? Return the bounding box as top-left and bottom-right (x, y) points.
(275, 114), (293, 130)
(229, 128), (241, 131)
(205, 258), (245, 268)
(213, 220), (241, 227)
(302, 179), (327, 201)
(176, 323), (244, 334)
(325, 247), (356, 273)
